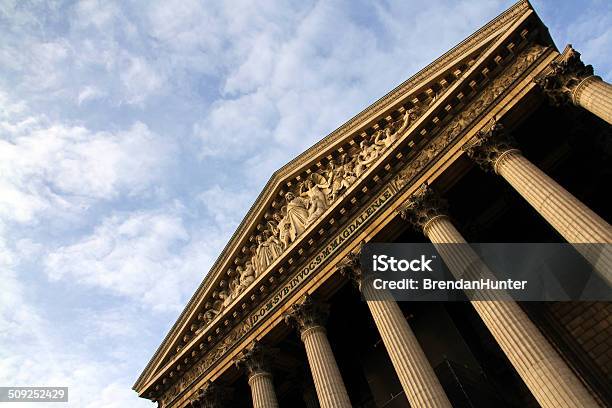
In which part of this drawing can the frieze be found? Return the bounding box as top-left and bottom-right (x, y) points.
(391, 43), (546, 191)
(159, 42), (548, 407)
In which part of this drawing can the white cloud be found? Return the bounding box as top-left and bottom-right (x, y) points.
(0, 299), (151, 408)
(0, 226), (42, 343)
(120, 55), (164, 105)
(1, 220), (151, 407)
(0, 93), (174, 224)
(26, 41), (72, 90)
(77, 85), (105, 105)
(44, 207), (217, 312)
(198, 184), (255, 231)
(195, 91), (278, 157)
(74, 0), (121, 30)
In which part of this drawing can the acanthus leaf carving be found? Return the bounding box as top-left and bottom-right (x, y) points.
(397, 183), (449, 232)
(462, 119), (519, 173)
(535, 44), (594, 106)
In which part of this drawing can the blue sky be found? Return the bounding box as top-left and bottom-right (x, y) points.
(0, 0), (610, 406)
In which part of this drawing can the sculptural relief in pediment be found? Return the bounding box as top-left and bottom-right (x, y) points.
(181, 103), (432, 345)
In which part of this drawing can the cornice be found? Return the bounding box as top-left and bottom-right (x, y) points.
(134, 0), (536, 392)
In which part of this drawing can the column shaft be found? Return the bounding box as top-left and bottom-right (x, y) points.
(301, 326), (352, 408)
(424, 215), (600, 408)
(362, 284), (451, 408)
(248, 372), (279, 408)
(495, 150), (612, 284)
(573, 76), (612, 125)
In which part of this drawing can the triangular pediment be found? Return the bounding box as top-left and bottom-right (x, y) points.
(134, 0), (552, 399)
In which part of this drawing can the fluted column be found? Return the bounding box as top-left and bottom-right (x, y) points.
(463, 119), (612, 285)
(337, 254), (451, 408)
(399, 184), (600, 408)
(235, 342), (279, 408)
(573, 75), (612, 125)
(536, 44), (612, 125)
(285, 296), (352, 408)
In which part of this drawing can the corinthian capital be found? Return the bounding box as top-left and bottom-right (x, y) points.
(462, 119), (518, 173)
(234, 341), (277, 377)
(188, 382), (230, 408)
(397, 183), (449, 232)
(284, 295), (329, 334)
(535, 44), (595, 106)
(336, 247), (363, 286)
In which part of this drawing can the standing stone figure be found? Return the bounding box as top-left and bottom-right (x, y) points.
(255, 234), (277, 273)
(284, 192), (309, 242)
(301, 179), (329, 227)
(264, 229), (283, 259)
(243, 259), (258, 280)
(271, 213), (291, 250)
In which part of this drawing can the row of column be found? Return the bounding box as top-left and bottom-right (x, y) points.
(227, 125), (610, 408)
(188, 44), (611, 408)
(397, 184), (602, 408)
(463, 119), (612, 285)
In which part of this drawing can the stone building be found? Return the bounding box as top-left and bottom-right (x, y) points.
(133, 1), (612, 407)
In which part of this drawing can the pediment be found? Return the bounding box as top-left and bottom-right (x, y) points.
(134, 0), (551, 399)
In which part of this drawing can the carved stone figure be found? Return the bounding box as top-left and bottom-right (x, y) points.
(326, 158), (345, 202)
(374, 127), (395, 149)
(342, 159), (357, 184)
(354, 141), (370, 177)
(244, 258), (257, 281)
(284, 191), (309, 241)
(400, 105), (422, 133)
(271, 213), (291, 249)
(237, 264), (255, 287)
(199, 304), (218, 326)
(264, 229), (283, 258)
(301, 179), (329, 226)
(255, 234), (278, 274)
(218, 282), (232, 309)
(326, 156), (356, 202)
(366, 134), (385, 160)
(229, 273), (242, 300)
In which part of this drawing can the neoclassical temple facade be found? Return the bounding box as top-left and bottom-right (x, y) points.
(134, 1), (612, 407)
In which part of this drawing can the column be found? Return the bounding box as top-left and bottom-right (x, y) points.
(235, 342), (279, 408)
(398, 184), (600, 408)
(187, 381), (229, 408)
(463, 119), (612, 285)
(337, 254), (452, 408)
(284, 296), (352, 408)
(536, 44), (612, 125)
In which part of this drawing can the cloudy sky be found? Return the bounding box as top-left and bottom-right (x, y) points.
(0, 0), (610, 406)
